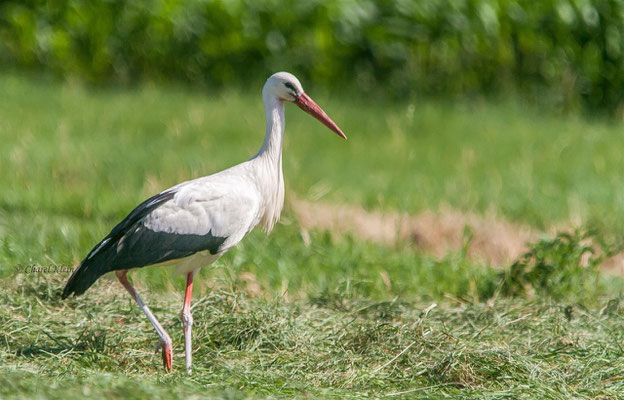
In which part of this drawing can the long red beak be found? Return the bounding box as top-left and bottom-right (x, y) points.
(294, 93), (347, 140)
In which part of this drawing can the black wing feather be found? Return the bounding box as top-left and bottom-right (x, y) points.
(62, 189), (226, 298)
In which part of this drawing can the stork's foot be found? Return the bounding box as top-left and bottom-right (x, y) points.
(155, 337), (173, 372)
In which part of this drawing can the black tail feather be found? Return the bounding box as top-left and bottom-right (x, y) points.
(62, 261), (101, 298)
(61, 190), (177, 299)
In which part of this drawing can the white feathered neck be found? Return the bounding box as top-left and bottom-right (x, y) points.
(251, 87), (285, 232)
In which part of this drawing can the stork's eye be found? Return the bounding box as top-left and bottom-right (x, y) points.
(284, 82), (296, 92)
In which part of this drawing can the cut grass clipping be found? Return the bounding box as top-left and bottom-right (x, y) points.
(3, 274), (624, 398)
(3, 231), (624, 399)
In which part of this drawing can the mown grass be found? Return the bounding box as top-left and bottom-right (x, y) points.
(3, 274), (624, 399)
(2, 73), (624, 398)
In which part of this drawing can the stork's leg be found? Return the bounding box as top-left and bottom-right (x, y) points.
(116, 270), (173, 372)
(181, 270), (196, 376)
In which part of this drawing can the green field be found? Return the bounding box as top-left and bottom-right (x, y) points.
(2, 74), (624, 398)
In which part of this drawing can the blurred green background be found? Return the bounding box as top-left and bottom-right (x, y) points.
(4, 2), (624, 398)
(2, 0), (624, 293)
(2, 0), (624, 113)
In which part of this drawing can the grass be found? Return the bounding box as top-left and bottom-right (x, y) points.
(1, 72), (624, 398)
(2, 73), (624, 241)
(3, 275), (624, 399)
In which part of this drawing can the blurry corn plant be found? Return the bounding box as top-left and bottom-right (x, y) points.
(1, 0), (624, 113)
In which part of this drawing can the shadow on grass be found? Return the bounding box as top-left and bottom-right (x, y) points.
(14, 328), (109, 358)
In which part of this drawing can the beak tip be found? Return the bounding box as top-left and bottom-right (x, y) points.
(296, 92), (348, 141)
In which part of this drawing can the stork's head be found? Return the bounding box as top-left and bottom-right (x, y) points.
(264, 72), (347, 140)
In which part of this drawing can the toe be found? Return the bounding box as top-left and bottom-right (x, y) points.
(162, 345), (173, 372)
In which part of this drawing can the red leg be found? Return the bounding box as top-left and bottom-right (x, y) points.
(181, 270), (196, 375)
(116, 270), (173, 372)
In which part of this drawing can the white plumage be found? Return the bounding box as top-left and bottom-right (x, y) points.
(62, 71), (346, 375)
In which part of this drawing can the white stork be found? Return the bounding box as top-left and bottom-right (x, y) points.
(62, 72), (347, 375)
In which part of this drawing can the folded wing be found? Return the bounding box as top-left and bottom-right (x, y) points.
(62, 178), (259, 298)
